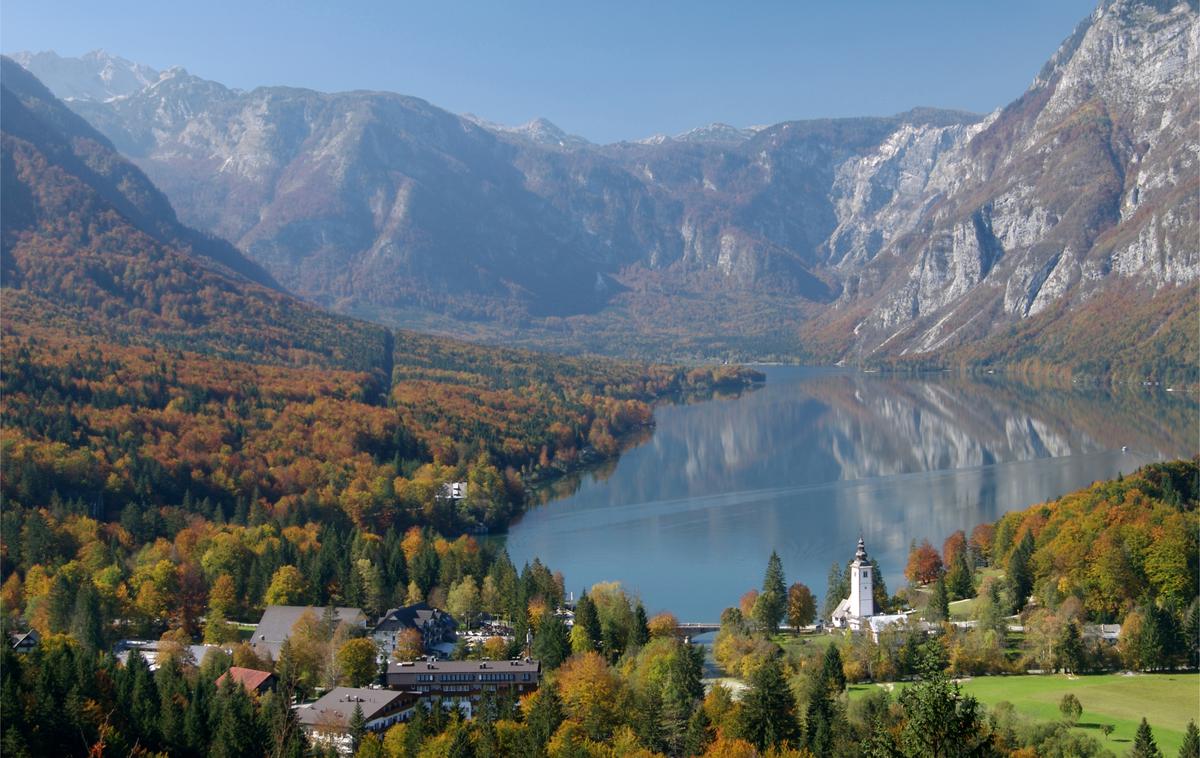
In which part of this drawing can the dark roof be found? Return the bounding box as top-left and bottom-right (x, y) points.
(9, 630), (38, 647)
(216, 666), (275, 692)
(374, 602), (456, 633)
(296, 687), (413, 729)
(387, 658), (540, 675)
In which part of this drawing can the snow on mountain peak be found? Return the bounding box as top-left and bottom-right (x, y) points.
(10, 49), (160, 102)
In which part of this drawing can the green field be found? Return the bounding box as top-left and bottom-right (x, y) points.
(861, 673), (1198, 755)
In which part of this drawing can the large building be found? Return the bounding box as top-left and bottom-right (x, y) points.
(296, 687), (418, 755)
(373, 602), (457, 658)
(386, 658), (540, 715)
(250, 605), (367, 660)
(831, 536), (875, 631)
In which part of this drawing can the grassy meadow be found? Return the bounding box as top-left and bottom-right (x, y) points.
(852, 673), (1198, 755)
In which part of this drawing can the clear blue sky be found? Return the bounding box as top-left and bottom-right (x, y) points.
(2, 0), (1098, 144)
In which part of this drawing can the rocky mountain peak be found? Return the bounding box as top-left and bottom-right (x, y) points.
(11, 0), (1195, 376)
(462, 113), (591, 148)
(8, 48), (159, 102)
(674, 122), (762, 144)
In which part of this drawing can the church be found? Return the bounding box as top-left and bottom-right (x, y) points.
(829, 536), (910, 638)
(830, 535), (876, 631)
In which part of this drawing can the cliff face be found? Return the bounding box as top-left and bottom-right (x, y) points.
(839, 0), (1198, 364)
(20, 0), (1198, 374)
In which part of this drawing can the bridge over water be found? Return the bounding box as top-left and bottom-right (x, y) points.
(675, 622), (804, 639)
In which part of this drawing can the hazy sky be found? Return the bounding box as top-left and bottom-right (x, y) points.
(3, 0), (1098, 143)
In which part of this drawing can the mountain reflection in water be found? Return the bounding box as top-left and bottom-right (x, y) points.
(504, 367), (1197, 620)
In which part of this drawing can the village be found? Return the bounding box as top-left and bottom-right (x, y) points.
(8, 534), (1136, 756)
(9, 597), (546, 755)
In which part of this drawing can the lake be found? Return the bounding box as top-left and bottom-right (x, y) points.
(503, 367), (1198, 620)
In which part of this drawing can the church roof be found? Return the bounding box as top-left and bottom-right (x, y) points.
(854, 535), (868, 561)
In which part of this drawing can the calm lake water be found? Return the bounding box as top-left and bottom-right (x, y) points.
(504, 367), (1198, 621)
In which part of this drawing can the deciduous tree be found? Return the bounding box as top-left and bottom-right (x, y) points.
(786, 582), (816, 631)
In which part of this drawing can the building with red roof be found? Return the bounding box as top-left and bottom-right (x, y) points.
(215, 666), (276, 696)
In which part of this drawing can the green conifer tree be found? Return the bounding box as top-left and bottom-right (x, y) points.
(574, 592), (601, 652)
(683, 706), (713, 757)
(757, 551), (787, 633)
(897, 645), (992, 758)
(532, 613), (570, 670)
(1130, 717), (1162, 758)
(1179, 720), (1200, 758)
(1008, 532), (1035, 613)
(946, 548), (975, 601)
(927, 577), (950, 622)
(631, 602), (650, 647)
(525, 682), (564, 752)
(737, 656), (801, 752)
(212, 680), (265, 758)
(348, 702), (367, 754)
(821, 643), (847, 695)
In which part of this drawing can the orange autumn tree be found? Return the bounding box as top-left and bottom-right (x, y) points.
(905, 540), (944, 585)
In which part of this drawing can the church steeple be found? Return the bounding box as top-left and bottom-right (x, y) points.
(849, 534), (874, 619)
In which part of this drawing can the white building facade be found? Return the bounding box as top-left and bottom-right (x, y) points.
(831, 536), (875, 631)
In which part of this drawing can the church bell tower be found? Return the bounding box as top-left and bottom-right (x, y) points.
(848, 535), (874, 619)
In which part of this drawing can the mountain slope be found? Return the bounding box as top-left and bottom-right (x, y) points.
(66, 71), (619, 318)
(20, 0), (1198, 377)
(1, 56), (389, 371)
(1, 63), (763, 539)
(831, 0), (1198, 375)
(1, 58), (280, 292)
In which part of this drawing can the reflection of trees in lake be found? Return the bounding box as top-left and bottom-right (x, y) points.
(527, 369), (1196, 514)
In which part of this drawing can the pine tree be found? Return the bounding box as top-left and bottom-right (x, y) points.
(821, 643), (847, 695)
(1183, 599), (1199, 669)
(927, 577), (950, 622)
(1058, 621), (1086, 674)
(631, 602), (650, 647)
(525, 683), (564, 752)
(574, 592), (601, 651)
(805, 687), (838, 757)
(897, 645), (992, 758)
(1139, 602), (1166, 671)
(1130, 717), (1162, 758)
(261, 689), (306, 758)
(212, 679), (266, 758)
(124, 650), (161, 748)
(156, 655), (190, 754)
(532, 613), (570, 670)
(945, 548), (974, 601)
(46, 573), (74, 634)
(683, 706), (713, 757)
(69, 580), (104, 653)
(824, 561), (849, 619)
(404, 705), (428, 757)
(737, 656), (801, 751)
(447, 721), (476, 758)
(757, 551), (787, 633)
(184, 675), (214, 756)
(349, 702), (367, 754)
(660, 648), (700, 756)
(1008, 532), (1035, 613)
(1179, 720), (1199, 758)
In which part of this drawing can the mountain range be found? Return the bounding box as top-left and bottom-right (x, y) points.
(8, 0), (1198, 378)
